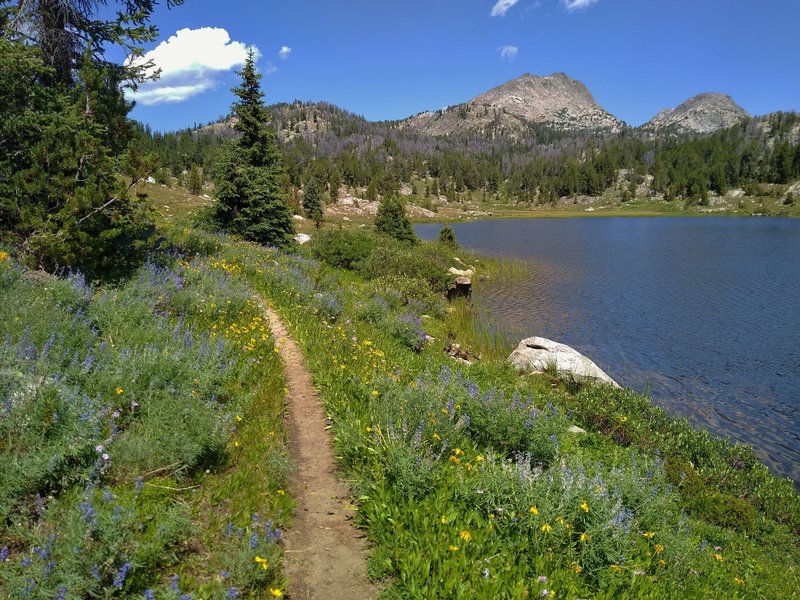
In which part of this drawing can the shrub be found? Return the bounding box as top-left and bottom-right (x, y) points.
(309, 228), (378, 270)
(357, 241), (451, 292)
(385, 312), (428, 352)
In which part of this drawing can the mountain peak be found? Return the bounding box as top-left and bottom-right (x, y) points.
(644, 92), (749, 134)
(403, 72), (624, 136)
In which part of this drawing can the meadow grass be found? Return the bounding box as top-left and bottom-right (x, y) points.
(190, 229), (799, 599)
(0, 246), (288, 598)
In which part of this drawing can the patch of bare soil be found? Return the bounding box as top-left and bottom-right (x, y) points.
(263, 306), (378, 600)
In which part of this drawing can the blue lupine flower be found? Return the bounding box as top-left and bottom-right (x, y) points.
(114, 562), (132, 589)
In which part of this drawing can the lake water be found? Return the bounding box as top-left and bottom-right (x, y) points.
(416, 217), (800, 483)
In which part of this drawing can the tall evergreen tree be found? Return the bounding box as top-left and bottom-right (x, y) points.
(211, 50), (294, 247)
(375, 194), (416, 244)
(302, 177), (324, 228)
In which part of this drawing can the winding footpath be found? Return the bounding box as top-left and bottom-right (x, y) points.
(263, 305), (378, 600)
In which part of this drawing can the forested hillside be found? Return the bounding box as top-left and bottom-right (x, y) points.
(137, 102), (800, 209)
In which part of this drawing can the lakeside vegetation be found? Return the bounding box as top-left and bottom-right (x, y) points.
(1, 2), (798, 597)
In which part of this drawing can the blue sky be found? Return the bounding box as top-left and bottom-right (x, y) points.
(124, 0), (800, 132)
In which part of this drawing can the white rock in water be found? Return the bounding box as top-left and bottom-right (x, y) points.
(294, 233), (311, 245)
(449, 267), (475, 277)
(508, 336), (620, 388)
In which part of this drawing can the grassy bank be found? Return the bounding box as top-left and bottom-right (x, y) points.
(2, 224), (798, 598)
(200, 229), (797, 598)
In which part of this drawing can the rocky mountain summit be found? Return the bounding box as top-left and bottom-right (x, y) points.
(403, 73), (625, 137)
(642, 93), (749, 135)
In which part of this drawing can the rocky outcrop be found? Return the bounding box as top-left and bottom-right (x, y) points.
(642, 93), (749, 135)
(508, 336), (620, 388)
(404, 73), (625, 136)
(447, 276), (472, 302)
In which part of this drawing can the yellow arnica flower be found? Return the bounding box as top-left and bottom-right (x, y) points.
(0, 251), (9, 261)
(619, 415), (628, 423)
(235, 415), (243, 422)
(579, 500), (589, 513)
(570, 563), (583, 574)
(734, 577), (745, 586)
(710, 553), (723, 562)
(555, 516), (565, 524)
(440, 515), (448, 524)
(475, 455), (484, 462)
(579, 532), (590, 543)
(449, 455), (461, 464)
(459, 530), (472, 542)
(448, 545), (459, 552)
(610, 564), (622, 573)
(255, 556), (268, 570)
(541, 523), (553, 533)
(529, 506), (539, 516)
(269, 588), (283, 597)
(654, 544), (664, 554)
(642, 531), (655, 539)
(115, 387), (124, 395)
(452, 448), (464, 456)
(658, 559), (666, 568)
(371, 390), (379, 397)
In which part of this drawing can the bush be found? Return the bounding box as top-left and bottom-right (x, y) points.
(357, 241), (451, 293)
(385, 312), (428, 352)
(310, 228), (378, 270)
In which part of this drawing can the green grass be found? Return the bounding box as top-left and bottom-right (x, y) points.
(197, 231), (799, 599)
(0, 245), (289, 598)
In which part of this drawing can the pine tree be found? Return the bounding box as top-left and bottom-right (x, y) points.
(375, 195), (416, 244)
(438, 225), (458, 248)
(211, 50), (294, 247)
(303, 177), (324, 228)
(187, 164), (204, 195)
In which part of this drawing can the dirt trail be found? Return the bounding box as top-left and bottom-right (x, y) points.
(264, 306), (378, 600)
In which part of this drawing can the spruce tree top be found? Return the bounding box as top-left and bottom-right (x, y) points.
(232, 49), (277, 167)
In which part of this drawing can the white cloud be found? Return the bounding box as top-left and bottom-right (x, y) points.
(126, 27), (255, 106)
(499, 45), (519, 59)
(561, 0), (600, 12)
(491, 0), (520, 17)
(278, 46), (292, 60)
(264, 62), (278, 75)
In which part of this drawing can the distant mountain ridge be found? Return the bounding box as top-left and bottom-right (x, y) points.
(402, 73), (625, 136)
(642, 93), (750, 135)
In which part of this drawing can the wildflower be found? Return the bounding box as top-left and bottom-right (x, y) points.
(540, 590), (551, 598)
(579, 500), (589, 513)
(541, 523), (553, 533)
(440, 515), (448, 524)
(579, 532), (590, 543)
(529, 506), (539, 516)
(115, 387), (124, 395)
(642, 531), (655, 539)
(269, 588), (284, 597)
(449, 455), (461, 464)
(459, 530), (472, 542)
(537, 575), (548, 583)
(234, 441), (240, 448)
(277, 489), (285, 496)
(710, 553), (723, 562)
(145, 590), (156, 600)
(452, 448), (464, 456)
(555, 516), (565, 525)
(658, 559), (666, 568)
(610, 564), (622, 573)
(482, 567), (490, 579)
(227, 588), (241, 599)
(113, 562), (132, 589)
(255, 556), (269, 570)
(371, 390), (379, 397)
(633, 569), (645, 576)
(570, 563), (582, 574)
(619, 416), (628, 423)
(448, 545), (460, 552)
(235, 415), (243, 422)
(0, 251), (9, 261)
(654, 544), (664, 554)
(734, 577), (745, 586)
